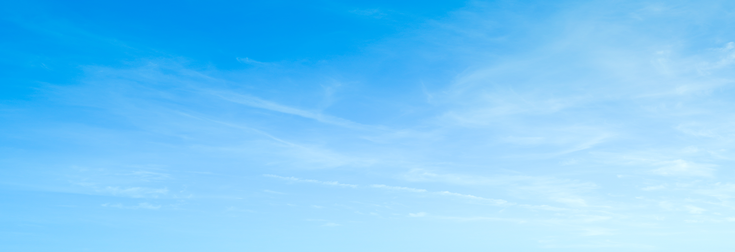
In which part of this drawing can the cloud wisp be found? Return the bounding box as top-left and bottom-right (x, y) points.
(264, 174), (358, 188)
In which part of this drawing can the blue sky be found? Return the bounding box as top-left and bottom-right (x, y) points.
(2, 0), (735, 251)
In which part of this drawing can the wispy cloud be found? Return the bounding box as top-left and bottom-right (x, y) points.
(210, 90), (375, 130)
(436, 191), (508, 205)
(101, 202), (162, 210)
(370, 184), (426, 192)
(371, 183), (509, 205)
(651, 159), (715, 177)
(264, 174), (357, 188)
(97, 186), (169, 198)
(408, 212), (523, 223)
(236, 57), (272, 65)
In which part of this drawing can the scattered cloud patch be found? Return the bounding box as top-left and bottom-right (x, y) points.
(642, 185), (666, 191)
(102, 202), (161, 210)
(98, 186), (169, 198)
(685, 205), (706, 214)
(371, 184), (427, 193)
(263, 189), (286, 195)
(652, 160), (715, 177)
(436, 191), (508, 205)
(409, 212), (427, 217)
(264, 174), (357, 188)
(321, 222), (340, 227)
(212, 91), (372, 130)
(236, 57), (270, 65)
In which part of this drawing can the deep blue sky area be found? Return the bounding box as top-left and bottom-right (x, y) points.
(1, 0), (466, 100)
(3, 0), (735, 251)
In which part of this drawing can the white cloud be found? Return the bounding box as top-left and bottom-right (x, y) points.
(436, 191), (508, 205)
(236, 57), (270, 65)
(685, 205), (706, 214)
(263, 189), (286, 194)
(652, 159), (715, 177)
(264, 174), (358, 188)
(96, 186), (168, 198)
(370, 184), (427, 193)
(211, 91), (374, 130)
(552, 197), (588, 207)
(408, 212), (427, 217)
(581, 228), (614, 236)
(321, 222), (340, 227)
(102, 202), (161, 210)
(642, 185), (666, 191)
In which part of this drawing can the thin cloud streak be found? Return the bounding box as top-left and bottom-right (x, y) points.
(264, 174), (358, 188)
(210, 90), (378, 131)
